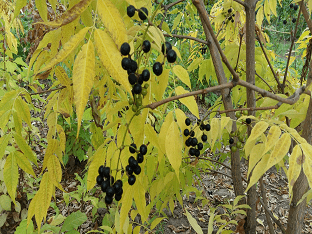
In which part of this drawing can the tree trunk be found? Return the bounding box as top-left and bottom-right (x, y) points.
(245, 0), (257, 233)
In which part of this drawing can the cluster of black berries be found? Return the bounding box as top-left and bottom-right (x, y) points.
(229, 129), (246, 152)
(126, 143), (147, 185)
(97, 166), (123, 204)
(283, 4), (298, 25)
(127, 5), (148, 21)
(227, 8), (235, 23)
(200, 45), (207, 55)
(120, 42), (150, 112)
(183, 118), (210, 157)
(153, 41), (177, 76)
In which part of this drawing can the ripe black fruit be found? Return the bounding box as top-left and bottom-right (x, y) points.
(197, 142), (203, 150)
(103, 167), (110, 178)
(115, 194), (122, 201)
(189, 148), (195, 156)
(140, 144), (147, 155)
(162, 42), (172, 54)
(120, 42), (130, 56)
(105, 195), (113, 204)
(97, 175), (104, 185)
(185, 138), (191, 147)
(229, 138), (234, 144)
(116, 187), (123, 196)
(133, 83), (142, 94)
(283, 20), (287, 25)
(128, 175), (136, 185)
(137, 153), (144, 163)
(134, 165), (141, 175)
(101, 180), (109, 192)
(127, 5), (136, 17)
(113, 180), (122, 193)
(205, 124), (211, 131)
(122, 57), (131, 70)
(231, 19), (234, 23)
(153, 62), (163, 76)
(138, 75), (143, 85)
(292, 18), (296, 23)
(142, 69), (150, 81)
(185, 118), (191, 126)
(190, 131), (195, 137)
(184, 129), (190, 136)
(128, 156), (136, 165)
(129, 143), (137, 153)
(138, 7), (148, 20)
(126, 165), (133, 175)
(201, 134), (207, 142)
(166, 49), (177, 63)
(246, 118), (251, 124)
(142, 40), (151, 53)
(106, 186), (115, 197)
(228, 8), (232, 13)
(128, 73), (137, 85)
(290, 3), (293, 8)
(195, 149), (200, 157)
(200, 123), (205, 130)
(129, 60), (138, 73)
(294, 4), (298, 10)
(98, 165), (105, 176)
(191, 138), (198, 147)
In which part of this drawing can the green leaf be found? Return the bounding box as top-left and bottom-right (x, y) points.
(3, 153), (19, 203)
(185, 210), (203, 234)
(0, 134), (11, 160)
(61, 211), (87, 232)
(14, 151), (36, 176)
(0, 194), (11, 211)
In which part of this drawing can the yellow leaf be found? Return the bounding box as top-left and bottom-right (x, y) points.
(14, 151), (35, 177)
(15, 97), (31, 127)
(133, 182), (148, 223)
(248, 143), (265, 178)
(155, 69), (170, 101)
(173, 65), (191, 89)
(264, 125), (281, 153)
(247, 121), (269, 143)
(210, 118), (220, 149)
(172, 13), (182, 31)
(55, 66), (71, 87)
(42, 139), (57, 171)
(175, 86), (199, 118)
(159, 111), (174, 154)
(165, 121), (182, 180)
(246, 153), (270, 191)
(14, 0), (27, 19)
(73, 40), (95, 137)
(37, 27), (90, 74)
(256, 6), (264, 27)
(4, 153), (19, 203)
(120, 184), (133, 231)
(185, 210), (204, 234)
(97, 0), (127, 47)
(174, 108), (187, 133)
(150, 217), (165, 230)
(87, 145), (106, 191)
(94, 29), (132, 95)
(144, 124), (160, 149)
(269, 0), (277, 16)
(288, 145), (302, 199)
(266, 133), (291, 170)
(14, 133), (38, 166)
(13, 111), (22, 135)
(35, 0), (47, 21)
(47, 154), (62, 185)
(0, 134), (11, 161)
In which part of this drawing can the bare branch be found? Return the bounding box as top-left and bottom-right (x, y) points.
(218, 105), (279, 114)
(165, 0), (185, 9)
(255, 71), (276, 93)
(300, 1), (312, 33)
(163, 33), (210, 45)
(29, 85), (67, 96)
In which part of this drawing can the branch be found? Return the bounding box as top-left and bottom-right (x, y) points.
(234, 33), (243, 71)
(192, 0), (240, 82)
(29, 85), (67, 96)
(300, 1), (312, 33)
(165, 0), (185, 9)
(282, 4), (302, 92)
(217, 105), (279, 114)
(262, 27), (291, 35)
(233, 0), (247, 7)
(255, 71), (276, 93)
(163, 33), (210, 45)
(256, 36), (281, 90)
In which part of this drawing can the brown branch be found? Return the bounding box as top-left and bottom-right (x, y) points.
(233, 0), (247, 7)
(218, 105), (279, 114)
(255, 71), (275, 93)
(259, 199), (286, 234)
(163, 33), (210, 45)
(259, 177), (275, 234)
(282, 5), (302, 92)
(165, 0), (185, 9)
(29, 85), (67, 96)
(262, 27), (291, 35)
(256, 36), (281, 90)
(300, 1), (312, 33)
(234, 33), (243, 71)
(192, 0), (240, 82)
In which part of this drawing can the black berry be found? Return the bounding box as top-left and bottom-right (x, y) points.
(294, 4), (298, 10)
(127, 5), (136, 17)
(129, 143), (137, 153)
(205, 124), (211, 131)
(290, 3), (293, 8)
(201, 134), (207, 142)
(191, 138), (198, 147)
(228, 8), (232, 13)
(185, 118), (191, 126)
(142, 69), (150, 81)
(137, 153), (144, 163)
(166, 49), (177, 63)
(103, 167), (110, 179)
(190, 131), (195, 137)
(128, 73), (137, 85)
(134, 165), (141, 175)
(184, 129), (190, 136)
(105, 195), (113, 204)
(133, 83), (142, 94)
(126, 165), (133, 175)
(185, 138), (191, 147)
(246, 118), (251, 124)
(283, 20), (287, 25)
(200, 123), (205, 130)
(138, 75), (143, 85)
(162, 42), (172, 54)
(113, 180), (122, 193)
(128, 156), (136, 165)
(292, 18), (296, 23)
(195, 149), (200, 157)
(197, 143), (203, 150)
(229, 138), (234, 144)
(142, 40), (151, 53)
(153, 62), (163, 76)
(98, 165), (105, 176)
(189, 148), (195, 156)
(128, 175), (136, 185)
(97, 175), (103, 185)
(120, 42), (130, 56)
(101, 180), (109, 192)
(129, 60), (138, 73)
(140, 144), (147, 155)
(231, 19), (234, 23)
(115, 194), (122, 201)
(116, 187), (123, 196)
(106, 186), (115, 197)
(138, 7), (148, 20)
(122, 57), (131, 70)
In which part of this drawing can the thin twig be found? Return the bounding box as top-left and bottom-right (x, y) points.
(262, 27), (291, 35)
(217, 104), (279, 114)
(163, 33), (209, 45)
(255, 71), (276, 93)
(300, 1), (312, 33)
(29, 85), (67, 96)
(234, 33), (243, 71)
